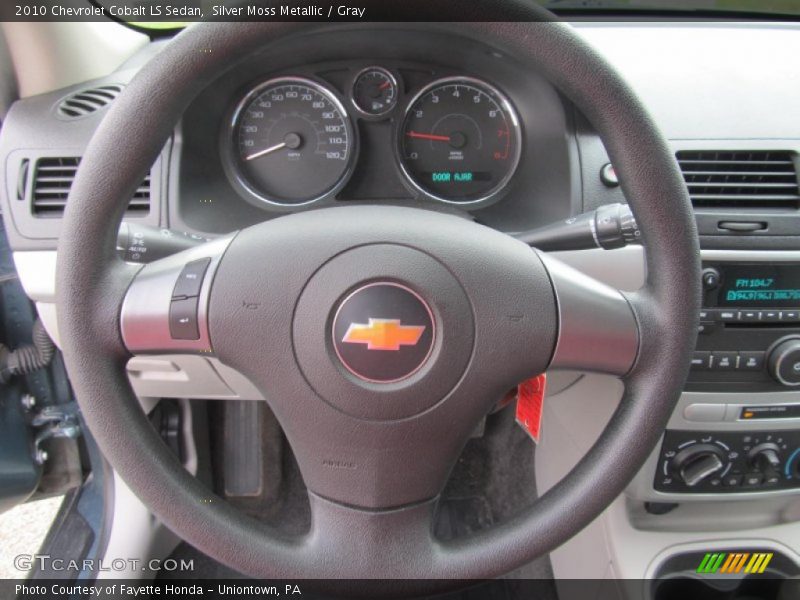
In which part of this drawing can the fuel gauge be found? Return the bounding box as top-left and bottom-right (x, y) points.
(352, 67), (398, 117)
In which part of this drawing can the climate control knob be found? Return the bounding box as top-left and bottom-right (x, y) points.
(749, 443), (781, 472)
(671, 444), (726, 487)
(768, 337), (800, 387)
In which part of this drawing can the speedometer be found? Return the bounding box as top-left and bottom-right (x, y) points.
(227, 77), (355, 207)
(399, 77), (521, 205)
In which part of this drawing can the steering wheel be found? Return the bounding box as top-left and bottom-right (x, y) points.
(56, 12), (700, 592)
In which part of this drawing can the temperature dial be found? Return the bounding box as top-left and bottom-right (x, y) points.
(671, 444), (726, 487)
(352, 67), (398, 117)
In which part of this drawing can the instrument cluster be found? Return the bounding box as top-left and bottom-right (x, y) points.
(221, 66), (522, 209)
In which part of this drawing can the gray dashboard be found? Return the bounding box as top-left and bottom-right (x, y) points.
(1, 28), (582, 250)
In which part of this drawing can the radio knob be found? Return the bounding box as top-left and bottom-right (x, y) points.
(767, 337), (800, 387)
(702, 267), (721, 291)
(671, 443), (726, 487)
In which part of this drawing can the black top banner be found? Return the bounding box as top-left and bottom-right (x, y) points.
(6, 0), (798, 23)
(0, 0), (557, 22)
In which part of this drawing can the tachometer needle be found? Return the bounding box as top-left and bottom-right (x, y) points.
(406, 131), (451, 142)
(245, 142), (288, 161)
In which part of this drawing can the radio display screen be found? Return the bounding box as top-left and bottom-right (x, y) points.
(719, 265), (800, 306)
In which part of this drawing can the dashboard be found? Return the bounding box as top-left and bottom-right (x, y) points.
(0, 28), (581, 247)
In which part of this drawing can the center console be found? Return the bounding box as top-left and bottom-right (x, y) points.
(650, 547), (799, 600)
(631, 254), (800, 502)
(658, 261), (800, 493)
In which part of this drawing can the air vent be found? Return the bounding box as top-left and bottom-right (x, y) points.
(31, 157), (150, 217)
(56, 84), (124, 119)
(677, 150), (800, 209)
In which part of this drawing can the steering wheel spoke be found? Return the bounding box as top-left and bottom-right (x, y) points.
(120, 236), (234, 355)
(541, 253), (640, 377)
(302, 492), (440, 580)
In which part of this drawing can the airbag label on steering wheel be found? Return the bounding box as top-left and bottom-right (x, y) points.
(515, 374), (546, 444)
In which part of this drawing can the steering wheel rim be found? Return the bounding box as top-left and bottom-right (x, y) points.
(56, 16), (700, 590)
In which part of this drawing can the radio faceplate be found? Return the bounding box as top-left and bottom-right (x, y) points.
(687, 263), (800, 392)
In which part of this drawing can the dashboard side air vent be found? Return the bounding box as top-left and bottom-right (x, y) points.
(55, 84), (124, 119)
(677, 150), (800, 209)
(31, 157), (151, 217)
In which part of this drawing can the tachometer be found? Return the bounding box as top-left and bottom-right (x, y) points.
(399, 77), (521, 205)
(228, 77), (355, 207)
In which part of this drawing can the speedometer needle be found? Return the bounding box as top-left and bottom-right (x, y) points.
(406, 131), (451, 142)
(245, 142), (288, 161)
(246, 132), (303, 161)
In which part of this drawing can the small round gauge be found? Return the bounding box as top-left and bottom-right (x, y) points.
(352, 67), (398, 117)
(398, 77), (522, 205)
(228, 77), (355, 206)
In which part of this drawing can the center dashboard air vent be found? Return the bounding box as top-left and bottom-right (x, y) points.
(677, 150), (800, 210)
(31, 157), (151, 217)
(55, 84), (124, 119)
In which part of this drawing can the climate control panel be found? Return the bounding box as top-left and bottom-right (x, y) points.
(655, 429), (800, 494)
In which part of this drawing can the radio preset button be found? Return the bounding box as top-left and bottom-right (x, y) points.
(762, 310), (781, 322)
(739, 352), (765, 371)
(691, 352), (711, 371)
(713, 352), (738, 370)
(740, 310), (760, 322)
(717, 310), (739, 322)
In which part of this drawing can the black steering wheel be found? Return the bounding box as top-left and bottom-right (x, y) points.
(55, 14), (700, 593)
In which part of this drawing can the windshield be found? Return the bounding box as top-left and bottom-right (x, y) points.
(544, 0), (800, 17)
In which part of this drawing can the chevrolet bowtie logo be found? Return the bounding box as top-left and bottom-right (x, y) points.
(342, 319), (426, 351)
